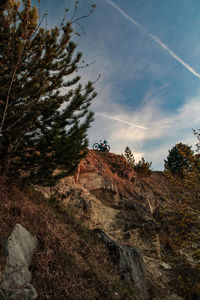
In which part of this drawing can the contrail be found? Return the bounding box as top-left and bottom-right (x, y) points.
(95, 112), (148, 129)
(106, 0), (200, 79)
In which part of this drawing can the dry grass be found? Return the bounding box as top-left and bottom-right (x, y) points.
(0, 176), (137, 300)
(84, 151), (137, 199)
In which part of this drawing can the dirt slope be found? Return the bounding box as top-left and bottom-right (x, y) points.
(1, 150), (199, 299)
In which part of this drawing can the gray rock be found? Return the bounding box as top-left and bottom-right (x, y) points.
(0, 224), (38, 300)
(94, 228), (148, 300)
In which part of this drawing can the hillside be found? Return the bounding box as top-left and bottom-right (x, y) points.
(0, 150), (199, 299)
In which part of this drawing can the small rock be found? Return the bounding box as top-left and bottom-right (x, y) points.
(160, 262), (172, 270)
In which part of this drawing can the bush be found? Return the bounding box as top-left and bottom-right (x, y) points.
(123, 147), (152, 177)
(134, 157), (152, 178)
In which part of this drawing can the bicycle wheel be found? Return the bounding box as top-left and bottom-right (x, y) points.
(105, 145), (110, 152)
(93, 143), (99, 150)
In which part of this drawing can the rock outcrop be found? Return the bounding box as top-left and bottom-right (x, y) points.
(35, 150), (194, 299)
(94, 228), (148, 300)
(0, 224), (37, 300)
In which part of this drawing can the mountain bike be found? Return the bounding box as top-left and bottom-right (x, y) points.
(93, 140), (110, 152)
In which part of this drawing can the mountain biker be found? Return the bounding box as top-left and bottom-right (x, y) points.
(99, 140), (107, 151)
(92, 139), (110, 152)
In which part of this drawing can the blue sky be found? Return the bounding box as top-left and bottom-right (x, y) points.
(33, 0), (200, 170)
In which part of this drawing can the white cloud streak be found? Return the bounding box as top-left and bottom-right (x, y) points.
(106, 0), (200, 79)
(95, 112), (148, 129)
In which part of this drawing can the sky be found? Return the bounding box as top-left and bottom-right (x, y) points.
(33, 0), (200, 170)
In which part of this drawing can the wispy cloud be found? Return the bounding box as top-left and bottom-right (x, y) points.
(105, 0), (200, 79)
(95, 112), (148, 129)
(89, 85), (200, 169)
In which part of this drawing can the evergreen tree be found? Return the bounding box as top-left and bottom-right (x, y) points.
(163, 132), (200, 298)
(164, 143), (194, 176)
(123, 146), (135, 167)
(0, 0), (97, 185)
(123, 146), (152, 177)
(134, 157), (152, 177)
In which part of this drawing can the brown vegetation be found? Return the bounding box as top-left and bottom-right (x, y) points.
(0, 176), (137, 299)
(1, 149), (200, 299)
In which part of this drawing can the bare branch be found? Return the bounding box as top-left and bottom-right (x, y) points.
(77, 60), (96, 70)
(70, 3), (96, 35)
(70, 0), (79, 23)
(0, 49), (23, 133)
(71, 5), (96, 25)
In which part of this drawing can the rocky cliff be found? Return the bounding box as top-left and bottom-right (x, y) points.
(36, 149), (199, 300)
(1, 150), (199, 299)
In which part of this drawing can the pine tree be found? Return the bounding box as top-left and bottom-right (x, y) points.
(0, 0), (97, 185)
(163, 133), (200, 298)
(134, 157), (152, 177)
(123, 146), (152, 177)
(123, 146), (135, 167)
(164, 143), (194, 176)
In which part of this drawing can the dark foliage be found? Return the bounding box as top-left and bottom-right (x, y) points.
(164, 143), (194, 176)
(0, 0), (96, 185)
(124, 146), (135, 167)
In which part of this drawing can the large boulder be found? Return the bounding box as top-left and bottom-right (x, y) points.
(0, 224), (37, 300)
(94, 229), (148, 300)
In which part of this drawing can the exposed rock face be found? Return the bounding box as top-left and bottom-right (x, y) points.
(94, 229), (148, 300)
(35, 150), (189, 299)
(0, 224), (37, 300)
